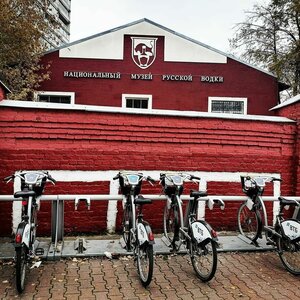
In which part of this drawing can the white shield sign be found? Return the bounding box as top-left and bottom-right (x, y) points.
(131, 37), (158, 69)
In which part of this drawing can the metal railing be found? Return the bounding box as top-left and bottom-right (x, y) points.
(1, 194), (299, 256)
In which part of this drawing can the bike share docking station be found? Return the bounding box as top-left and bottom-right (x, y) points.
(1, 195), (300, 260)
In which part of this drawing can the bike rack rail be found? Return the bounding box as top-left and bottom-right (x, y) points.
(0, 195), (299, 259)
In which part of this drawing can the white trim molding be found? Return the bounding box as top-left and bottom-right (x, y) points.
(208, 96), (248, 115)
(0, 99), (294, 123)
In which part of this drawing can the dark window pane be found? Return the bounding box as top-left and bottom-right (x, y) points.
(49, 96), (62, 103)
(141, 100), (148, 109)
(60, 96), (70, 103)
(211, 100), (244, 114)
(125, 98), (148, 109)
(126, 99), (133, 107)
(38, 94), (71, 104)
(133, 100), (140, 108)
(39, 95), (49, 102)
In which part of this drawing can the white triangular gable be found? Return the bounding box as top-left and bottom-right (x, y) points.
(59, 19), (227, 64)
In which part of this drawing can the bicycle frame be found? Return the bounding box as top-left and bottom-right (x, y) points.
(136, 210), (155, 247)
(249, 194), (269, 228)
(16, 195), (34, 250)
(115, 172), (155, 247)
(161, 172), (221, 281)
(175, 195), (184, 228)
(130, 193), (136, 238)
(5, 171), (56, 293)
(115, 171), (155, 286)
(238, 175), (281, 243)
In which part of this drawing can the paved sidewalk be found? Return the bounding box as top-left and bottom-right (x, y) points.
(1, 251), (300, 300)
(0, 234), (274, 260)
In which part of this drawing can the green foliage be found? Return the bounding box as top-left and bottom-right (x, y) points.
(0, 0), (58, 100)
(230, 0), (300, 97)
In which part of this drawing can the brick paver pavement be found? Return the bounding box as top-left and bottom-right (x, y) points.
(0, 251), (299, 299)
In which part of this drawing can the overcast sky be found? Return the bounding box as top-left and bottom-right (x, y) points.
(70, 0), (267, 53)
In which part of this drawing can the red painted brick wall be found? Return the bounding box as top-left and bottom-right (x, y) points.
(0, 107), (297, 236)
(0, 86), (5, 100)
(39, 34), (279, 115)
(274, 101), (300, 195)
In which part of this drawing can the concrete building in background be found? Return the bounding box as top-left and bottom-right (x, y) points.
(46, 0), (71, 49)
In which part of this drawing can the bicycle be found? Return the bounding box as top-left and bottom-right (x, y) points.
(238, 175), (300, 275)
(4, 171), (56, 293)
(160, 172), (224, 281)
(237, 175), (281, 243)
(113, 171), (156, 286)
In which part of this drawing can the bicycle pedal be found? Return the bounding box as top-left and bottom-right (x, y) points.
(35, 248), (44, 256)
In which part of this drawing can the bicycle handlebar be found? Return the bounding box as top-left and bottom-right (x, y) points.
(47, 174), (56, 184)
(160, 172), (200, 182)
(272, 177), (282, 182)
(4, 171), (56, 184)
(146, 176), (156, 184)
(241, 175), (282, 182)
(113, 172), (156, 184)
(241, 175), (282, 190)
(113, 173), (120, 180)
(3, 175), (14, 182)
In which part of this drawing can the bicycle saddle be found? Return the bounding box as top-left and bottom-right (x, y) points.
(278, 196), (299, 206)
(14, 191), (36, 198)
(134, 195), (152, 205)
(190, 190), (208, 198)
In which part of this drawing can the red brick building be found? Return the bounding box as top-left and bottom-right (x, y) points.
(0, 19), (298, 236)
(38, 19), (284, 115)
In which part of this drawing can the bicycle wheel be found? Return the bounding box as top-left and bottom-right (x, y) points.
(237, 202), (262, 242)
(137, 244), (154, 287)
(277, 234), (300, 275)
(163, 203), (179, 245)
(189, 238), (217, 282)
(122, 204), (133, 250)
(15, 246), (27, 293)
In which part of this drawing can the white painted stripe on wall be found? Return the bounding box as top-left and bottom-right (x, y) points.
(11, 170), (281, 233)
(107, 179), (120, 233)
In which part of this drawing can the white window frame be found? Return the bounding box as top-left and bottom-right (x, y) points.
(122, 94), (152, 110)
(34, 91), (75, 104)
(208, 97), (247, 115)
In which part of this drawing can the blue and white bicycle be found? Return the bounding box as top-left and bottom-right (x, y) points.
(238, 175), (300, 275)
(4, 171), (56, 293)
(113, 171), (155, 286)
(160, 172), (224, 281)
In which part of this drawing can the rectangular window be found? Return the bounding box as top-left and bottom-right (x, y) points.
(122, 94), (152, 110)
(35, 91), (75, 104)
(208, 97), (247, 114)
